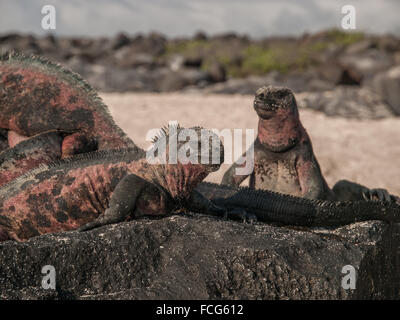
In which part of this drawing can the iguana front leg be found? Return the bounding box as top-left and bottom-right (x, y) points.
(78, 174), (160, 231)
(296, 154), (330, 200)
(186, 190), (257, 223)
(61, 132), (98, 158)
(362, 188), (392, 202)
(0, 225), (10, 242)
(332, 179), (393, 201)
(221, 152), (251, 187)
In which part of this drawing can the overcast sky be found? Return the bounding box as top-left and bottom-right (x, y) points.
(1, 0), (399, 38)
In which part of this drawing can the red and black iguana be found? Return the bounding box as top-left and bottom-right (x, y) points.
(0, 125), (241, 242)
(222, 86), (391, 202)
(0, 52), (139, 157)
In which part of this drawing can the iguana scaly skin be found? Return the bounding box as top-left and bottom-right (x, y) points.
(0, 125), (229, 242)
(222, 86), (391, 201)
(0, 131), (63, 187)
(0, 52), (137, 157)
(197, 182), (400, 227)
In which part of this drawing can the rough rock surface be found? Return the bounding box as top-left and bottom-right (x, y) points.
(370, 65), (400, 116)
(296, 86), (394, 119)
(338, 48), (393, 81)
(1, 213), (399, 299)
(187, 71), (334, 95)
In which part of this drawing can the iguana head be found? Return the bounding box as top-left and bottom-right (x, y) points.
(149, 124), (224, 199)
(254, 86), (299, 119)
(253, 86), (304, 152)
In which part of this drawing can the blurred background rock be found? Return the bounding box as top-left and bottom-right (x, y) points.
(1, 29), (400, 119)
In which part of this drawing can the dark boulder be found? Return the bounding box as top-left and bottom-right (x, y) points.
(296, 86), (395, 119)
(1, 214), (399, 299)
(370, 65), (400, 116)
(206, 61), (227, 83)
(109, 32), (131, 51)
(158, 68), (210, 92)
(339, 49), (393, 82)
(114, 46), (155, 68)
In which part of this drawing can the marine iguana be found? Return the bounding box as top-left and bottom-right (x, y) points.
(0, 52), (137, 157)
(0, 125), (234, 242)
(0, 130), (63, 187)
(221, 86), (391, 201)
(196, 182), (400, 227)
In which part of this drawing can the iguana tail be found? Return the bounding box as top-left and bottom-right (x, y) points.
(196, 182), (400, 227)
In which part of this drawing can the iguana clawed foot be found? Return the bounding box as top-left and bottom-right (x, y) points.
(362, 188), (392, 202)
(224, 208), (257, 224)
(77, 215), (110, 232)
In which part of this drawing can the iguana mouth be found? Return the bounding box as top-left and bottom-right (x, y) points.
(253, 99), (281, 118)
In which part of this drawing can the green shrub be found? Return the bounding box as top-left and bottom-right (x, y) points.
(164, 39), (210, 55)
(161, 29), (365, 77)
(325, 29), (364, 46)
(241, 45), (290, 75)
